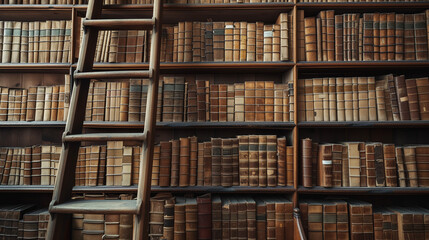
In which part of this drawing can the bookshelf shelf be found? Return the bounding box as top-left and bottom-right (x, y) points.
(296, 61), (429, 69)
(296, 2), (429, 9)
(297, 186), (429, 195)
(0, 63), (71, 72)
(298, 121), (429, 128)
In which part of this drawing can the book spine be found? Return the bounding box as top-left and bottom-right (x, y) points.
(304, 17), (317, 61)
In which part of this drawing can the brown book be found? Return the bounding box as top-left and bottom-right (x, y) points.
(256, 22), (264, 62)
(304, 79), (314, 122)
(238, 136), (249, 186)
(416, 77), (429, 120)
(104, 213), (120, 240)
(174, 197), (186, 240)
(375, 83), (387, 121)
(197, 142), (204, 186)
(173, 77), (185, 122)
(358, 142), (367, 187)
(363, 13), (374, 61)
(383, 144), (398, 187)
(326, 10), (335, 61)
(196, 80), (207, 122)
(368, 77), (377, 121)
(230, 197), (239, 240)
(403, 146), (418, 187)
(323, 201), (337, 240)
(221, 138), (233, 187)
(414, 13), (428, 60)
(348, 200), (365, 240)
(203, 142), (212, 186)
(248, 135), (259, 187)
(302, 138), (313, 188)
(185, 197), (198, 240)
(272, 24), (280, 62)
(341, 144), (349, 187)
(170, 139), (179, 187)
(265, 82), (274, 122)
(405, 78), (420, 120)
(373, 143), (386, 187)
(159, 141), (171, 187)
(335, 15), (344, 61)
(245, 81), (256, 122)
(224, 22), (234, 62)
(211, 138), (222, 186)
(151, 145), (160, 186)
(277, 137), (286, 187)
(0, 87), (9, 121)
(285, 146), (293, 187)
(221, 197), (231, 240)
(387, 74), (401, 121)
(266, 135), (277, 187)
(373, 209), (383, 240)
(304, 17), (317, 61)
(161, 77), (174, 122)
(332, 144), (342, 187)
(197, 194), (212, 240)
(313, 78), (324, 121)
(258, 135), (267, 187)
(358, 77), (369, 121)
(297, 79), (306, 122)
(335, 200), (349, 240)
(234, 83), (245, 122)
(218, 84), (227, 122)
(379, 13), (388, 61)
(210, 84), (219, 122)
(163, 196), (175, 240)
(189, 136), (198, 186)
(416, 146), (429, 187)
(179, 137), (190, 187)
(31, 145), (41, 185)
(247, 23), (256, 61)
(308, 200), (323, 240)
(343, 77), (353, 121)
(395, 147), (407, 187)
(389, 207), (414, 240)
(255, 81), (265, 122)
(404, 14), (415, 60)
(254, 198), (266, 240)
(213, 22), (225, 62)
(366, 144), (377, 187)
(318, 144), (333, 187)
(312, 142), (319, 186)
(274, 84), (284, 122)
(211, 195), (222, 240)
(386, 13), (396, 61)
(347, 142), (360, 187)
(351, 77), (358, 121)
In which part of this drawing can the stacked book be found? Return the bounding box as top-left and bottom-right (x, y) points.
(301, 138), (429, 188)
(0, 145), (61, 186)
(0, 20), (72, 63)
(148, 193), (294, 240)
(300, 199), (429, 240)
(0, 75), (70, 122)
(85, 75), (294, 123)
(87, 13), (293, 63)
(151, 135), (294, 187)
(298, 75), (429, 122)
(303, 10), (429, 61)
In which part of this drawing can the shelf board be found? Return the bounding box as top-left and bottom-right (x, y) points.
(0, 4), (74, 10)
(298, 186), (429, 195)
(0, 121), (66, 128)
(151, 186), (296, 193)
(298, 121), (429, 128)
(296, 2), (429, 9)
(296, 61), (429, 69)
(0, 63), (71, 72)
(0, 185), (54, 193)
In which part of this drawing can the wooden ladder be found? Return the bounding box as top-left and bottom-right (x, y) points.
(46, 0), (162, 238)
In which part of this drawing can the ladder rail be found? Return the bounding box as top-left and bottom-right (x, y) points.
(135, 0), (163, 238)
(46, 0), (103, 239)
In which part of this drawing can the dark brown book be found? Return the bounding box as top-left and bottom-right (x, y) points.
(363, 13), (374, 61)
(416, 146), (429, 187)
(383, 144), (398, 187)
(210, 84), (219, 122)
(332, 144), (342, 187)
(335, 15), (344, 61)
(395, 14), (405, 61)
(197, 194), (211, 240)
(229, 197), (238, 240)
(174, 197), (186, 240)
(248, 135), (259, 187)
(405, 78), (420, 120)
(222, 197), (231, 240)
(266, 135), (277, 187)
(185, 197), (198, 240)
(286, 146), (294, 187)
(221, 138), (233, 187)
(365, 144), (377, 188)
(416, 77), (429, 120)
(213, 22), (225, 62)
(163, 196), (175, 240)
(404, 14), (416, 60)
(277, 137), (286, 187)
(170, 139), (180, 187)
(386, 13), (396, 61)
(374, 143), (386, 187)
(211, 138), (222, 186)
(179, 137), (190, 187)
(203, 142), (212, 186)
(304, 17), (317, 61)
(149, 193), (166, 240)
(358, 142), (367, 187)
(348, 200), (365, 240)
(237, 197), (247, 240)
(302, 138), (313, 188)
(373, 208), (383, 240)
(323, 201), (337, 240)
(395, 147), (407, 187)
(414, 13), (428, 60)
(212, 195), (222, 240)
(189, 136), (198, 186)
(318, 144), (333, 187)
(255, 198), (266, 240)
(335, 200), (349, 240)
(255, 81), (265, 122)
(196, 80), (207, 122)
(404, 146), (418, 187)
(159, 141), (172, 187)
(218, 84), (227, 122)
(258, 135), (267, 187)
(232, 138), (239, 187)
(238, 135), (249, 186)
(197, 143), (204, 186)
(308, 200), (323, 240)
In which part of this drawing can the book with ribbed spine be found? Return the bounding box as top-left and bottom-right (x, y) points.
(395, 147), (407, 187)
(277, 137), (286, 187)
(239, 135), (250, 186)
(403, 146), (418, 187)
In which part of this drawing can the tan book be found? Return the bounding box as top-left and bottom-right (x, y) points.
(1, 21), (13, 63)
(347, 142), (360, 187)
(274, 84), (284, 122)
(304, 17), (317, 61)
(328, 77), (337, 122)
(227, 84), (235, 122)
(313, 78), (323, 121)
(247, 23), (256, 61)
(256, 22), (264, 62)
(184, 22), (193, 62)
(40, 145), (51, 185)
(213, 22), (225, 62)
(92, 81), (106, 121)
(335, 77), (345, 122)
(244, 81), (256, 122)
(263, 25), (273, 62)
(358, 77), (369, 121)
(42, 86), (52, 122)
(234, 83), (245, 122)
(415, 146), (429, 187)
(232, 22), (240, 62)
(131, 146), (140, 186)
(352, 77), (359, 121)
(239, 21), (247, 62)
(272, 24), (280, 62)
(218, 84), (227, 122)
(11, 21), (22, 63)
(365, 144), (376, 187)
(50, 85), (59, 121)
(344, 77), (353, 121)
(122, 146), (132, 186)
(264, 82), (274, 122)
(403, 146), (418, 187)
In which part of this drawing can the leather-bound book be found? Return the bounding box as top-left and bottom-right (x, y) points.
(363, 13), (374, 61)
(0, 148), (7, 182)
(255, 198), (266, 240)
(362, 202), (374, 240)
(375, 84), (387, 121)
(170, 139), (180, 187)
(247, 23), (256, 62)
(328, 77), (337, 121)
(404, 14), (415, 60)
(255, 22), (264, 62)
(266, 135), (277, 187)
(395, 147), (407, 187)
(197, 194), (212, 240)
(390, 210), (399, 240)
(387, 75), (401, 121)
(23, 208), (46, 240)
(25, 87), (37, 121)
(358, 142), (367, 187)
(334, 200), (349, 240)
(232, 138), (239, 186)
(174, 197), (186, 240)
(325, 10), (335, 62)
(239, 22), (247, 62)
(210, 84), (220, 122)
(274, 84), (284, 122)
(414, 13), (428, 60)
(234, 83), (245, 122)
(192, 22), (201, 62)
(0, 87), (9, 121)
(196, 80), (207, 122)
(405, 78), (420, 120)
(317, 14), (324, 61)
(318, 144), (333, 187)
(373, 143), (386, 187)
(313, 78), (324, 121)
(1, 149), (11, 184)
(203, 142), (212, 186)
(302, 138), (313, 188)
(104, 213), (120, 240)
(335, 15), (344, 61)
(395, 14), (405, 61)
(307, 200), (323, 240)
(197, 143), (204, 186)
(348, 200), (365, 240)
(131, 146), (139, 186)
(221, 197), (231, 240)
(82, 194), (105, 240)
(383, 144), (398, 187)
(92, 81), (107, 121)
(213, 22), (225, 62)
(299, 200), (309, 236)
(227, 84), (235, 122)
(351, 77), (359, 121)
(415, 77), (429, 120)
(287, 80), (294, 122)
(304, 79), (314, 122)
(263, 198), (275, 240)
(23, 147), (31, 185)
(244, 197), (256, 240)
(265, 81), (274, 122)
(204, 21), (214, 62)
(379, 13), (388, 61)
(323, 78), (330, 121)
(224, 22), (234, 62)
(304, 17), (317, 61)
(221, 138), (233, 187)
(272, 24), (280, 62)
(248, 135), (259, 186)
(323, 201), (337, 240)
(159, 141), (172, 187)
(187, 79), (198, 123)
(177, 22), (185, 62)
(263, 25), (273, 62)
(311, 142), (319, 186)
(416, 146), (429, 187)
(285, 145), (292, 187)
(365, 144), (377, 187)
(237, 197), (247, 240)
(343, 77), (353, 121)
(173, 77), (185, 122)
(277, 137), (286, 187)
(358, 77), (369, 121)
(230, 197), (238, 240)
(218, 84), (228, 122)
(332, 144), (342, 187)
(371, 13), (379, 60)
(258, 135), (267, 187)
(189, 136), (198, 186)
(386, 13), (396, 61)
(185, 197), (198, 240)
(297, 79), (306, 121)
(373, 208), (383, 240)
(163, 196), (175, 240)
(211, 138), (222, 186)
(179, 137), (190, 187)
(341, 144), (349, 187)
(212, 195), (222, 240)
(239, 136), (250, 186)
(255, 81), (265, 122)
(403, 146), (418, 187)
(368, 77), (377, 121)
(346, 142), (360, 187)
(128, 79), (142, 122)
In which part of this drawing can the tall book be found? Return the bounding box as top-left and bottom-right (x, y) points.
(197, 194), (212, 240)
(304, 17), (317, 61)
(347, 142), (360, 187)
(277, 137), (286, 187)
(302, 138), (313, 188)
(318, 144), (333, 187)
(403, 146), (418, 187)
(383, 144), (398, 187)
(179, 137), (190, 187)
(405, 78), (420, 120)
(211, 138), (222, 186)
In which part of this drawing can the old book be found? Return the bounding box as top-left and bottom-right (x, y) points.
(0, 87), (9, 121)
(414, 13), (428, 60)
(376, 84), (387, 121)
(272, 24), (280, 62)
(416, 146), (429, 187)
(189, 136), (198, 186)
(343, 77), (353, 121)
(373, 208), (383, 240)
(183, 22), (193, 62)
(334, 15), (344, 61)
(395, 147), (407, 187)
(394, 14), (405, 61)
(265, 82), (274, 122)
(224, 22), (234, 62)
(347, 142), (360, 187)
(258, 135), (268, 187)
(326, 10), (335, 61)
(82, 194), (105, 239)
(221, 197), (231, 240)
(210, 84), (219, 122)
(40, 146), (51, 185)
(159, 141), (171, 187)
(374, 143), (386, 187)
(351, 77), (358, 121)
(276, 137), (286, 187)
(304, 17), (317, 61)
(173, 77), (185, 122)
(358, 77), (369, 121)
(348, 200), (365, 240)
(405, 78), (420, 120)
(248, 135), (259, 187)
(238, 136), (249, 186)
(211, 195), (222, 240)
(211, 138), (222, 186)
(386, 13), (396, 61)
(366, 144), (377, 187)
(184, 198), (198, 240)
(197, 194), (212, 240)
(244, 81), (256, 122)
(323, 201), (337, 240)
(403, 146), (418, 187)
(266, 135), (277, 187)
(221, 138), (233, 187)
(383, 144), (398, 187)
(362, 13), (374, 61)
(255, 81), (265, 122)
(234, 83), (245, 122)
(308, 200), (323, 240)
(173, 197), (185, 240)
(104, 213), (120, 240)
(318, 144), (333, 187)
(33, 86), (45, 121)
(304, 79), (314, 122)
(332, 144), (342, 187)
(389, 207), (414, 240)
(387, 75), (401, 121)
(197, 142), (204, 186)
(1, 21), (13, 63)
(169, 140), (179, 187)
(213, 22), (225, 62)
(312, 142), (319, 186)
(358, 142), (367, 187)
(255, 22), (264, 62)
(274, 84), (284, 122)
(368, 77), (377, 121)
(10, 21), (22, 63)
(415, 77), (429, 120)
(302, 138), (313, 188)
(203, 142), (212, 186)
(393, 75), (410, 121)
(254, 198), (266, 240)
(161, 78), (173, 122)
(92, 81), (106, 121)
(230, 197), (239, 240)
(313, 78), (324, 121)
(162, 195), (175, 240)
(328, 77), (337, 121)
(179, 137), (190, 187)
(297, 79), (306, 121)
(335, 200), (349, 240)
(218, 84), (227, 122)
(122, 146), (132, 186)
(247, 23), (256, 61)
(196, 80), (207, 122)
(404, 14), (416, 60)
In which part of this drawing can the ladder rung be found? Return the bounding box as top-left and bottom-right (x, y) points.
(63, 133), (146, 142)
(50, 200), (140, 214)
(83, 18), (155, 30)
(74, 70), (152, 79)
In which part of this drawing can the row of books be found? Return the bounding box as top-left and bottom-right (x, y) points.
(88, 13), (292, 63)
(0, 145), (61, 186)
(0, 76), (70, 122)
(303, 11), (429, 61)
(300, 199), (429, 240)
(85, 76), (294, 123)
(0, 204), (49, 240)
(149, 193), (294, 240)
(151, 135), (294, 188)
(298, 75), (429, 122)
(301, 138), (429, 188)
(0, 20), (72, 64)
